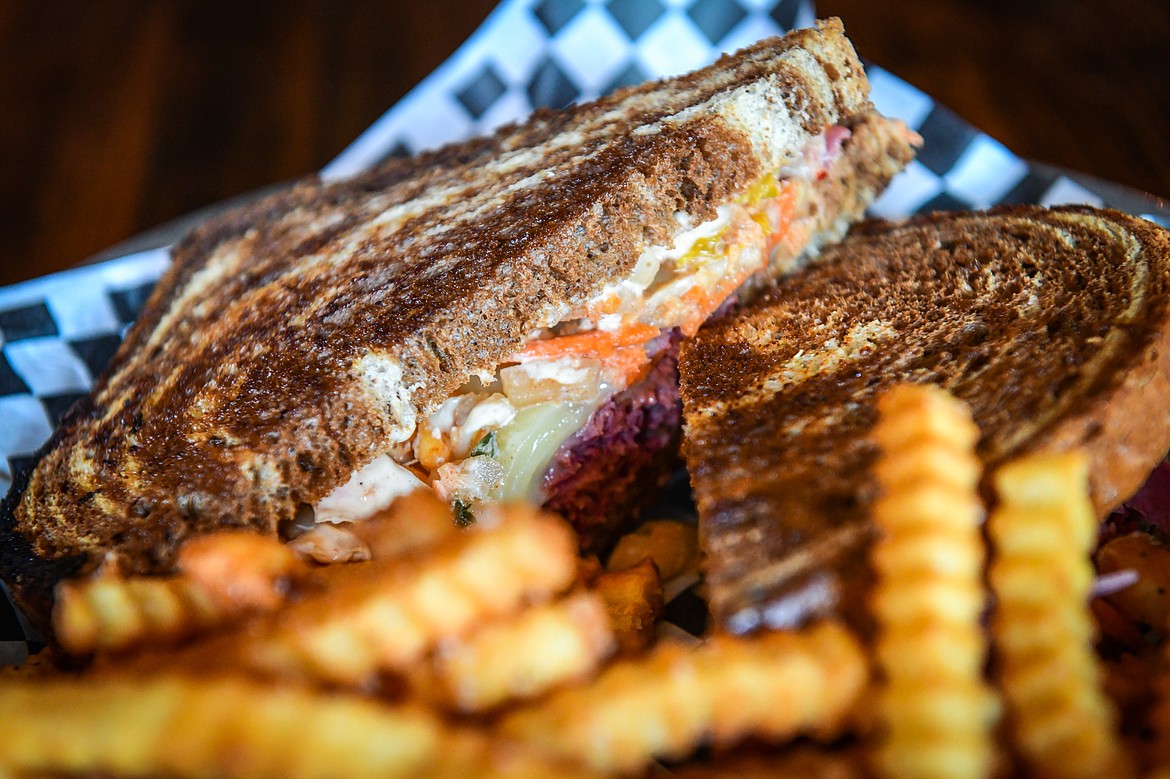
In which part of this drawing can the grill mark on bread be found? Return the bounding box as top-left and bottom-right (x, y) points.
(682, 205), (1170, 632)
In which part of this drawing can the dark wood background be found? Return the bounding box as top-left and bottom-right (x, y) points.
(1, 0), (1167, 287)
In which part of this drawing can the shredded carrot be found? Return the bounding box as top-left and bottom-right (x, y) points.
(676, 265), (755, 338)
(605, 344), (656, 387)
(763, 183), (798, 254)
(779, 220), (813, 258)
(515, 322), (660, 389)
(675, 191), (799, 337)
(518, 322), (660, 362)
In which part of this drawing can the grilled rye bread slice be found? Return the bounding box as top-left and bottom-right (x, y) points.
(680, 205), (1170, 633)
(1, 20), (917, 628)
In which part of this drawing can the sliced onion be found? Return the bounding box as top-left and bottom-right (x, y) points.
(493, 401), (596, 502)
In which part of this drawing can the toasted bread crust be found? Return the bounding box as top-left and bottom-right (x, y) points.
(2, 21), (907, 627)
(682, 206), (1170, 631)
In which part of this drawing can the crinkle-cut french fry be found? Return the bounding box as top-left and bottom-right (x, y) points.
(592, 558), (664, 655)
(576, 554), (604, 587)
(177, 530), (307, 609)
(349, 488), (460, 560)
(607, 519), (699, 581)
(285, 489), (458, 567)
(53, 575), (224, 655)
(990, 451), (1131, 779)
(869, 384), (997, 779)
(54, 530), (308, 657)
(243, 503), (579, 685)
(428, 732), (605, 779)
(0, 673), (444, 779)
(498, 621), (867, 775)
(413, 591), (615, 713)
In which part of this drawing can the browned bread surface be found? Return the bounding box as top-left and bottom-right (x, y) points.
(681, 205), (1170, 633)
(1, 20), (915, 629)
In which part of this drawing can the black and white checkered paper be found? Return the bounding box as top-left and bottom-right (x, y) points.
(2, 0), (1168, 661)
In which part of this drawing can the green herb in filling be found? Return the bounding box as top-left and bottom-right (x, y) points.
(469, 430), (499, 459)
(453, 499), (476, 527)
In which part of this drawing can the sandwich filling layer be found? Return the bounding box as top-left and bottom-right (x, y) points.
(303, 119), (911, 553)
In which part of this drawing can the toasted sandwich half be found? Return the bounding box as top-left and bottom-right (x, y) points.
(1, 19), (917, 628)
(680, 205), (1170, 634)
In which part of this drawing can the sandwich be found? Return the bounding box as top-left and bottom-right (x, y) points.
(679, 205), (1170, 634)
(0, 19), (918, 629)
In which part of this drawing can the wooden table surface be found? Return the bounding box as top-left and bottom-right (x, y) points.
(1, 0), (1167, 287)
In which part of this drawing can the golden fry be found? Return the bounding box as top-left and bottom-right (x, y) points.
(243, 503), (579, 685)
(428, 731), (604, 779)
(285, 490), (460, 565)
(499, 621), (867, 774)
(607, 518), (699, 581)
(869, 384), (996, 779)
(177, 530), (307, 610)
(990, 451), (1131, 779)
(413, 592), (615, 713)
(54, 530), (307, 657)
(592, 558), (664, 655)
(0, 673), (444, 779)
(349, 488), (461, 560)
(576, 554), (604, 587)
(53, 574), (223, 655)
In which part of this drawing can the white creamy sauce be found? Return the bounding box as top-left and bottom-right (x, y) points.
(502, 356), (591, 385)
(421, 392), (517, 461)
(453, 395), (517, 457)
